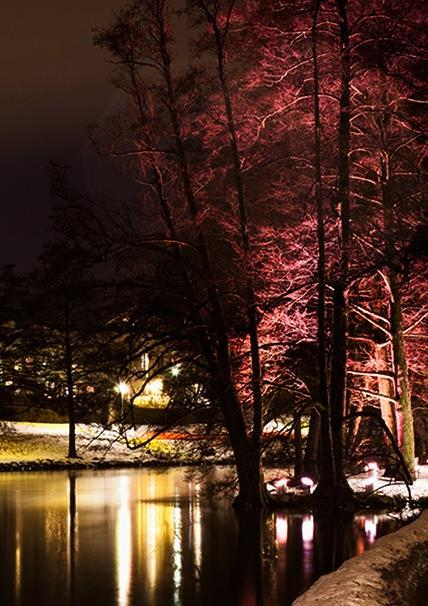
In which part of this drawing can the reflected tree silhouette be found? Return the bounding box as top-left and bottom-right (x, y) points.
(314, 513), (355, 576)
(68, 472), (77, 606)
(232, 511), (266, 606)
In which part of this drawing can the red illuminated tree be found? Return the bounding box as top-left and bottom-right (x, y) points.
(93, 0), (274, 508)
(85, 0), (427, 510)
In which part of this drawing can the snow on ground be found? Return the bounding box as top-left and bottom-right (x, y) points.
(2, 421), (428, 508)
(292, 509), (428, 606)
(0, 421), (194, 467)
(349, 467), (424, 495)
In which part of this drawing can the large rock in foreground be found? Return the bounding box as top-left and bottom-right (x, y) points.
(293, 510), (428, 605)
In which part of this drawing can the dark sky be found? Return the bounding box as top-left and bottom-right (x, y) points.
(0, 1), (138, 272)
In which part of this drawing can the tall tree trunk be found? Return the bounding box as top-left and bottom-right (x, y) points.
(220, 390), (267, 509)
(320, 0), (353, 503)
(158, 5), (266, 508)
(375, 344), (398, 439)
(381, 155), (416, 478)
(201, 3), (264, 468)
(311, 0), (353, 507)
(65, 299), (77, 459)
(389, 271), (415, 477)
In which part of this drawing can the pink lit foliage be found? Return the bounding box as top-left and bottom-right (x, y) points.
(92, 0), (426, 480)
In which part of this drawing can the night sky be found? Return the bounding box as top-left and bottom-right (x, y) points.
(1, 1), (130, 272)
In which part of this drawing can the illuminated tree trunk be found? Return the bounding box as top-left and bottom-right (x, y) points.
(389, 273), (415, 477)
(95, 0), (268, 509)
(158, 2), (267, 508)
(375, 344), (398, 440)
(381, 156), (416, 478)
(311, 0), (353, 507)
(330, 0), (351, 482)
(311, 0), (334, 490)
(198, 0), (264, 477)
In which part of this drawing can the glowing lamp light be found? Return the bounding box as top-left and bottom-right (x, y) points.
(116, 382), (130, 397)
(170, 365), (181, 377)
(363, 462), (379, 492)
(266, 477), (288, 495)
(270, 478), (288, 495)
(301, 477), (315, 494)
(363, 463), (377, 493)
(365, 462), (379, 477)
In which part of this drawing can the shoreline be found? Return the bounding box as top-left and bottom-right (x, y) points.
(0, 457), (223, 472)
(292, 510), (428, 606)
(2, 421), (428, 514)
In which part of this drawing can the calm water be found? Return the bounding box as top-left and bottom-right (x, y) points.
(0, 467), (401, 606)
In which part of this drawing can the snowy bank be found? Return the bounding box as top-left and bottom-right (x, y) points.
(0, 421), (230, 470)
(292, 510), (428, 606)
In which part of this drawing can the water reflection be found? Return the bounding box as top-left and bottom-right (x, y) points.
(68, 474), (77, 606)
(144, 480), (157, 598)
(302, 516), (314, 585)
(15, 525), (21, 602)
(0, 468), (400, 606)
(192, 484), (202, 579)
(275, 513), (288, 545)
(116, 476), (131, 606)
(302, 515), (314, 543)
(173, 499), (183, 605)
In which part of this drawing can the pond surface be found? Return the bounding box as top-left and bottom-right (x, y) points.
(0, 467), (401, 606)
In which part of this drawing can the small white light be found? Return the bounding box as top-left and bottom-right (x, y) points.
(116, 382), (130, 396)
(301, 477), (315, 493)
(301, 477), (314, 487)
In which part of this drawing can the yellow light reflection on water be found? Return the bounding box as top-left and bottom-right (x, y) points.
(135, 472), (182, 605)
(193, 484), (202, 578)
(173, 499), (183, 606)
(15, 529), (21, 602)
(116, 476), (132, 606)
(146, 478), (157, 597)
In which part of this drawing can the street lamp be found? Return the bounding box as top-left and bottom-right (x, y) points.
(170, 365), (181, 377)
